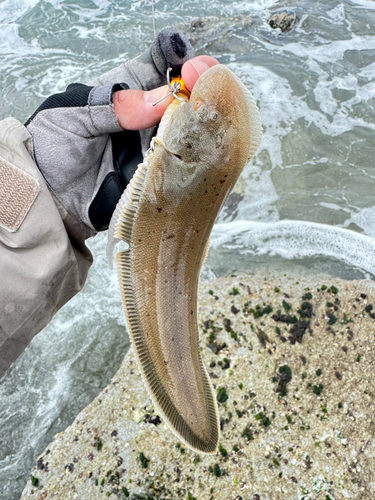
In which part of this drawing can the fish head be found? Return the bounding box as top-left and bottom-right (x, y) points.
(161, 64), (261, 196)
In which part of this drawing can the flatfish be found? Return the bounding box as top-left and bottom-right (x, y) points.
(108, 64), (262, 453)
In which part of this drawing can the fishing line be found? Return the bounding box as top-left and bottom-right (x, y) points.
(151, 0), (156, 38)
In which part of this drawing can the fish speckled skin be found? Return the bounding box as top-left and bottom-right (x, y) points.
(111, 65), (262, 453)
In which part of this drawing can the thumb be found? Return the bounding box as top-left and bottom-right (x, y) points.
(181, 55), (220, 91)
(113, 86), (174, 130)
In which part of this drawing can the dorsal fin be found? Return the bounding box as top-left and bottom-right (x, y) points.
(106, 160), (148, 267)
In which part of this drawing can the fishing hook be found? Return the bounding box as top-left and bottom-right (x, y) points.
(152, 67), (185, 106)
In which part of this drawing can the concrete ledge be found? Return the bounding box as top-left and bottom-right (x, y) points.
(21, 275), (375, 500)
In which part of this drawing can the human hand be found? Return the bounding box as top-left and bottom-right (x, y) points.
(113, 55), (219, 130)
(26, 23), (219, 233)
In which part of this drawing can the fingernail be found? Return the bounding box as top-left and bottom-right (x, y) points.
(186, 59), (210, 78)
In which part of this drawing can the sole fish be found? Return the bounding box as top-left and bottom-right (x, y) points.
(108, 64), (262, 454)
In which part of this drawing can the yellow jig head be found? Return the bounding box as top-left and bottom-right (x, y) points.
(170, 75), (190, 98)
(152, 67), (191, 106)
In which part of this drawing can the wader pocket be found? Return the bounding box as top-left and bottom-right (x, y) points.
(0, 156), (40, 232)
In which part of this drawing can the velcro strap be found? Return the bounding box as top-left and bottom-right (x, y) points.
(0, 156), (40, 232)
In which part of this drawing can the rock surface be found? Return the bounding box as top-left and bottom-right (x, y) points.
(268, 11), (299, 33)
(21, 275), (375, 500)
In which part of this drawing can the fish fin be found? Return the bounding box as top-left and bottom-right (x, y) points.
(106, 185), (131, 268)
(201, 237), (210, 268)
(244, 85), (263, 161)
(114, 161), (148, 243)
(106, 160), (148, 267)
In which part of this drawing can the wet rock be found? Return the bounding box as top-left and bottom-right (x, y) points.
(185, 15), (257, 56)
(268, 11), (298, 33)
(190, 17), (210, 30)
(21, 275), (375, 500)
(224, 191), (244, 213)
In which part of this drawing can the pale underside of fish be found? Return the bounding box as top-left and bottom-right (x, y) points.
(107, 65), (262, 454)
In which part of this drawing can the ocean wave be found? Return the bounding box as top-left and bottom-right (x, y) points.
(349, 0), (375, 10)
(0, 0), (40, 23)
(211, 220), (375, 278)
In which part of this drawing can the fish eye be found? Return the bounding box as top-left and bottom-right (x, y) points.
(212, 112), (218, 120)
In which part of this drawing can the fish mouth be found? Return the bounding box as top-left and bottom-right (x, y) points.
(170, 152), (182, 161)
(164, 145), (183, 162)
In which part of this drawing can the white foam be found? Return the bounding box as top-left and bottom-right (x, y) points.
(0, 0), (40, 23)
(230, 61), (375, 154)
(219, 168), (279, 223)
(313, 81), (337, 116)
(211, 220), (375, 278)
(359, 61), (375, 79)
(0, 24), (41, 55)
(343, 206), (375, 239)
(327, 4), (346, 23)
(348, 0), (375, 10)
(254, 34), (375, 136)
(226, 0), (279, 14)
(277, 36), (375, 66)
(320, 202), (351, 213)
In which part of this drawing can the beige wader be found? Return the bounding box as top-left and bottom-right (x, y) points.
(0, 118), (94, 379)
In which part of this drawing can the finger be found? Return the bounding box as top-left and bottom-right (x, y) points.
(181, 55), (220, 92)
(113, 85), (174, 130)
(113, 56), (220, 130)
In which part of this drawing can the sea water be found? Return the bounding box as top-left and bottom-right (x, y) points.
(0, 0), (374, 497)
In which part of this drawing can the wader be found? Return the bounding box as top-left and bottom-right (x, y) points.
(0, 118), (93, 378)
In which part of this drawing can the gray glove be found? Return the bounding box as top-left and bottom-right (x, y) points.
(26, 27), (195, 232)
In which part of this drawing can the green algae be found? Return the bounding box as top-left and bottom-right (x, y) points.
(208, 464), (222, 477)
(282, 300), (292, 312)
(255, 412), (271, 427)
(216, 387), (228, 404)
(30, 476), (39, 487)
(218, 444), (228, 457)
(95, 437), (103, 451)
(139, 452), (149, 469)
(241, 426), (253, 441)
(312, 384), (324, 396)
(327, 314), (337, 325)
(276, 365), (292, 396)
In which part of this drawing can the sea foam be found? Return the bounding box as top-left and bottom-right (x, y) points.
(211, 220), (375, 279)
